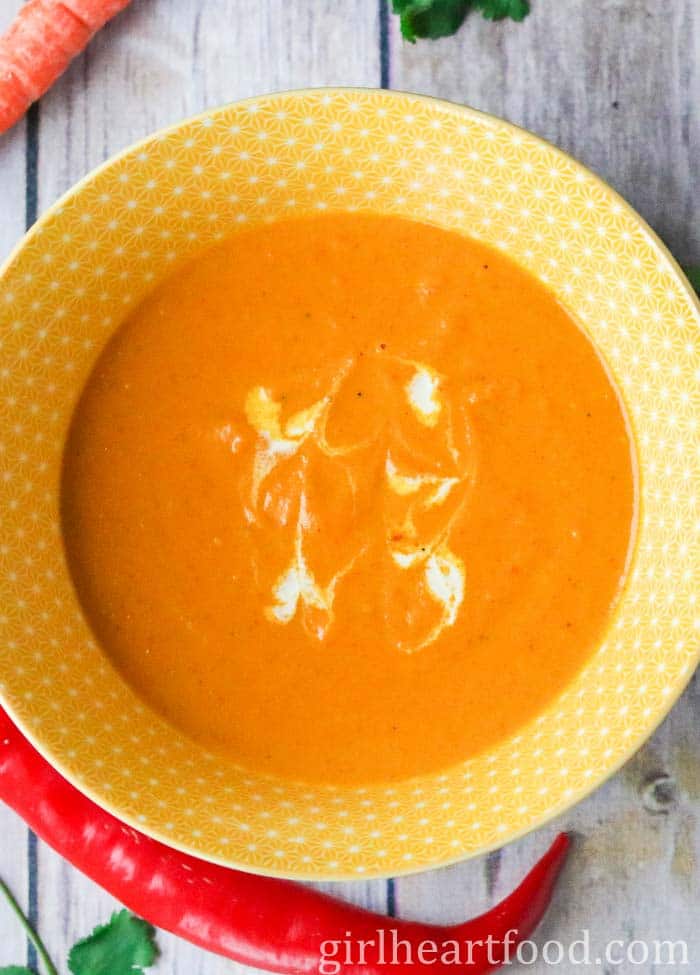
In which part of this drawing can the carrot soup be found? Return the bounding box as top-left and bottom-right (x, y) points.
(61, 213), (635, 785)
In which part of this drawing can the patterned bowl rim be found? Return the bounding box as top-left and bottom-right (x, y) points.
(0, 87), (698, 880)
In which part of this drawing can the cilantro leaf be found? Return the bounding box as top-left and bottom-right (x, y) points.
(473, 0), (530, 21)
(67, 911), (157, 975)
(0, 967), (37, 975)
(392, 0), (529, 41)
(392, 0), (471, 42)
(685, 266), (700, 295)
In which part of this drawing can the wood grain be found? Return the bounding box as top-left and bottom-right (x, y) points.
(389, 0), (700, 266)
(36, 0), (381, 209)
(0, 2), (31, 967)
(0, 1), (698, 973)
(397, 678), (700, 972)
(390, 7), (700, 968)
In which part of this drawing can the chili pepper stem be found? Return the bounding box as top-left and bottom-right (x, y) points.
(0, 876), (60, 975)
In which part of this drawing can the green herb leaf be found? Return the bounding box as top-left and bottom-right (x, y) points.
(392, 0), (471, 41)
(67, 911), (157, 975)
(0, 967), (38, 975)
(392, 0), (529, 40)
(684, 266), (700, 295)
(473, 0), (530, 21)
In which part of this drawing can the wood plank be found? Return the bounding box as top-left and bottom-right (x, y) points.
(36, 0), (381, 208)
(0, 811), (31, 970)
(0, 0), (28, 263)
(0, 1), (696, 972)
(0, 4), (32, 969)
(390, 0), (700, 960)
(502, 676), (700, 971)
(31, 2), (384, 972)
(390, 9), (700, 973)
(392, 5), (699, 967)
(397, 679), (700, 973)
(389, 0), (700, 265)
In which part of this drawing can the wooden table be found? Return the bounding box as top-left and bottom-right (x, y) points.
(0, 2), (698, 972)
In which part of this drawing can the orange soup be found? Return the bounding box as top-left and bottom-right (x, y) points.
(62, 213), (635, 785)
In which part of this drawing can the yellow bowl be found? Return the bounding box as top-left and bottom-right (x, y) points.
(1, 89), (698, 881)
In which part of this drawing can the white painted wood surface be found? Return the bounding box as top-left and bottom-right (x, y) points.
(0, 3), (31, 972)
(0, 1), (698, 973)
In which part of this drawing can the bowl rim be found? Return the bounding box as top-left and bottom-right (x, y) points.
(1, 86), (698, 881)
(4, 86), (700, 316)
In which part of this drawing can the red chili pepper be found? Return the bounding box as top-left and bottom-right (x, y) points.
(0, 706), (569, 973)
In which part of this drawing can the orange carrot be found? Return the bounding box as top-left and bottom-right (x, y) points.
(0, 0), (132, 134)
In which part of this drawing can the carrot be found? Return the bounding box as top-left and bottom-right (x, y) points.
(0, 0), (132, 134)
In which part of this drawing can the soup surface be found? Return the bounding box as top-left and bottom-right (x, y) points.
(62, 213), (635, 785)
